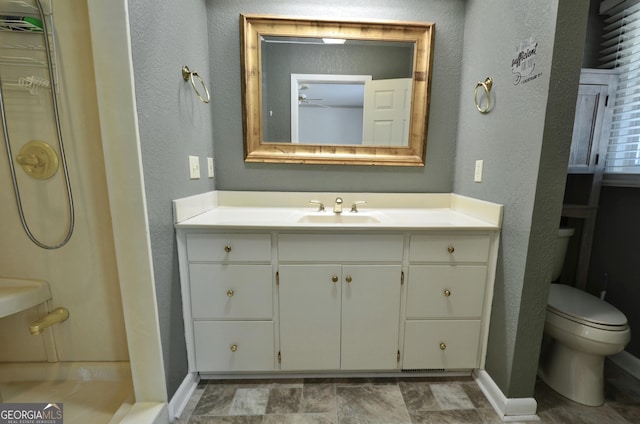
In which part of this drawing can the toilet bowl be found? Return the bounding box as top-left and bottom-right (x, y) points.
(538, 229), (631, 406)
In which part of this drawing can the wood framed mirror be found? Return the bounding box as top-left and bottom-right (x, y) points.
(240, 14), (435, 166)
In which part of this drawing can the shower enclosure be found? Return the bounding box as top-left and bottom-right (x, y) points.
(0, 0), (167, 422)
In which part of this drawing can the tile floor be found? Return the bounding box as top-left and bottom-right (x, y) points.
(177, 361), (640, 423)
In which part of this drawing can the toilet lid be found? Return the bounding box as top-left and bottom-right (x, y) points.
(547, 284), (627, 327)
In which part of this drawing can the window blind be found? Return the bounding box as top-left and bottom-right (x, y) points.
(601, 1), (640, 173)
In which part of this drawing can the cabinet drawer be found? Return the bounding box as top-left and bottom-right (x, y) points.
(406, 265), (487, 318)
(189, 264), (273, 319)
(278, 234), (403, 262)
(193, 321), (274, 372)
(409, 235), (490, 263)
(186, 233), (271, 262)
(403, 320), (481, 370)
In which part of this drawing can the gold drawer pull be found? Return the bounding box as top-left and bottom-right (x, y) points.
(227, 290), (234, 297)
(224, 245), (232, 253)
(444, 289), (451, 297)
(331, 275), (339, 283)
(230, 344), (238, 352)
(439, 342), (447, 350)
(345, 275), (352, 283)
(447, 246), (455, 254)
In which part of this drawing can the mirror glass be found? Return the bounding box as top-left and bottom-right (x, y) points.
(241, 15), (434, 166)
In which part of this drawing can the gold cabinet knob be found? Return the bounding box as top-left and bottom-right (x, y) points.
(444, 289), (451, 297)
(447, 246), (455, 254)
(224, 245), (232, 253)
(345, 275), (352, 283)
(331, 275), (339, 283)
(439, 342), (447, 350)
(227, 289), (234, 297)
(230, 344), (238, 352)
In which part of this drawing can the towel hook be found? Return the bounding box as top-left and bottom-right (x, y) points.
(182, 65), (210, 104)
(474, 77), (493, 114)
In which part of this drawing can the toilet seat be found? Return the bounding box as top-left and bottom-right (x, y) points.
(547, 284), (628, 331)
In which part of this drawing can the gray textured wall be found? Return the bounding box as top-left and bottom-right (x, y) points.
(454, 0), (588, 398)
(208, 0), (465, 192)
(128, 0), (215, 398)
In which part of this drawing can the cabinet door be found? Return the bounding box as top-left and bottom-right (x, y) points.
(279, 265), (341, 370)
(341, 265), (402, 370)
(569, 84), (608, 173)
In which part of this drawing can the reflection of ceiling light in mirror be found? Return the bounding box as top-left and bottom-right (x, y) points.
(322, 38), (347, 44)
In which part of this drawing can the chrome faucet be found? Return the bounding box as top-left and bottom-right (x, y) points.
(333, 197), (343, 214)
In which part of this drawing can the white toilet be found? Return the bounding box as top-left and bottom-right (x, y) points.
(538, 228), (631, 406)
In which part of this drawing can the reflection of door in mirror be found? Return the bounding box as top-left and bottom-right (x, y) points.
(291, 74), (372, 145)
(363, 78), (413, 146)
(261, 37), (414, 145)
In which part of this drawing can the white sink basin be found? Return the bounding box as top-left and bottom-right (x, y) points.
(296, 212), (383, 224)
(0, 278), (52, 318)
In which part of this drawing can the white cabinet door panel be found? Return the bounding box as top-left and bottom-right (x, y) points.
(279, 265), (341, 371)
(341, 265), (402, 370)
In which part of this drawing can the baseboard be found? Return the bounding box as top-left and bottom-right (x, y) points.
(610, 351), (640, 381)
(472, 369), (540, 422)
(168, 372), (199, 422)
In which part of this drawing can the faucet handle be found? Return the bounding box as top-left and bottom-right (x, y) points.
(309, 200), (325, 212)
(350, 201), (367, 212)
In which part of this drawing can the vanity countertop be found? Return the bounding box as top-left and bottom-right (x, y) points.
(173, 191), (503, 230)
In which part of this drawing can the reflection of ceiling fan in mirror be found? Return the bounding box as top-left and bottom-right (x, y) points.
(298, 93), (330, 108)
(296, 80), (367, 109)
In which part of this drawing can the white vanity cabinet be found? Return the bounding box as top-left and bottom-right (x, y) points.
(174, 191), (503, 377)
(402, 234), (491, 370)
(183, 233), (275, 372)
(277, 234), (403, 371)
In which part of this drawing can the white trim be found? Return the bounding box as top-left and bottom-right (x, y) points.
(168, 372), (200, 422)
(86, 0), (168, 417)
(118, 403), (168, 424)
(610, 351), (640, 381)
(472, 369), (539, 422)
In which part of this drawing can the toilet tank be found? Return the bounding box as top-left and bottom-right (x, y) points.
(552, 228), (575, 282)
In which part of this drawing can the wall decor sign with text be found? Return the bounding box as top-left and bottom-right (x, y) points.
(512, 37), (542, 86)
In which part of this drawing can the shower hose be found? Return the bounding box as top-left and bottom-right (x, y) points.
(0, 0), (74, 250)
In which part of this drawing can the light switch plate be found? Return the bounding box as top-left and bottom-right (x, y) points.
(207, 157), (214, 178)
(189, 155), (200, 179)
(474, 160), (483, 183)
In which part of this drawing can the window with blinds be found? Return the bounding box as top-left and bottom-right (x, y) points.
(601, 1), (640, 173)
